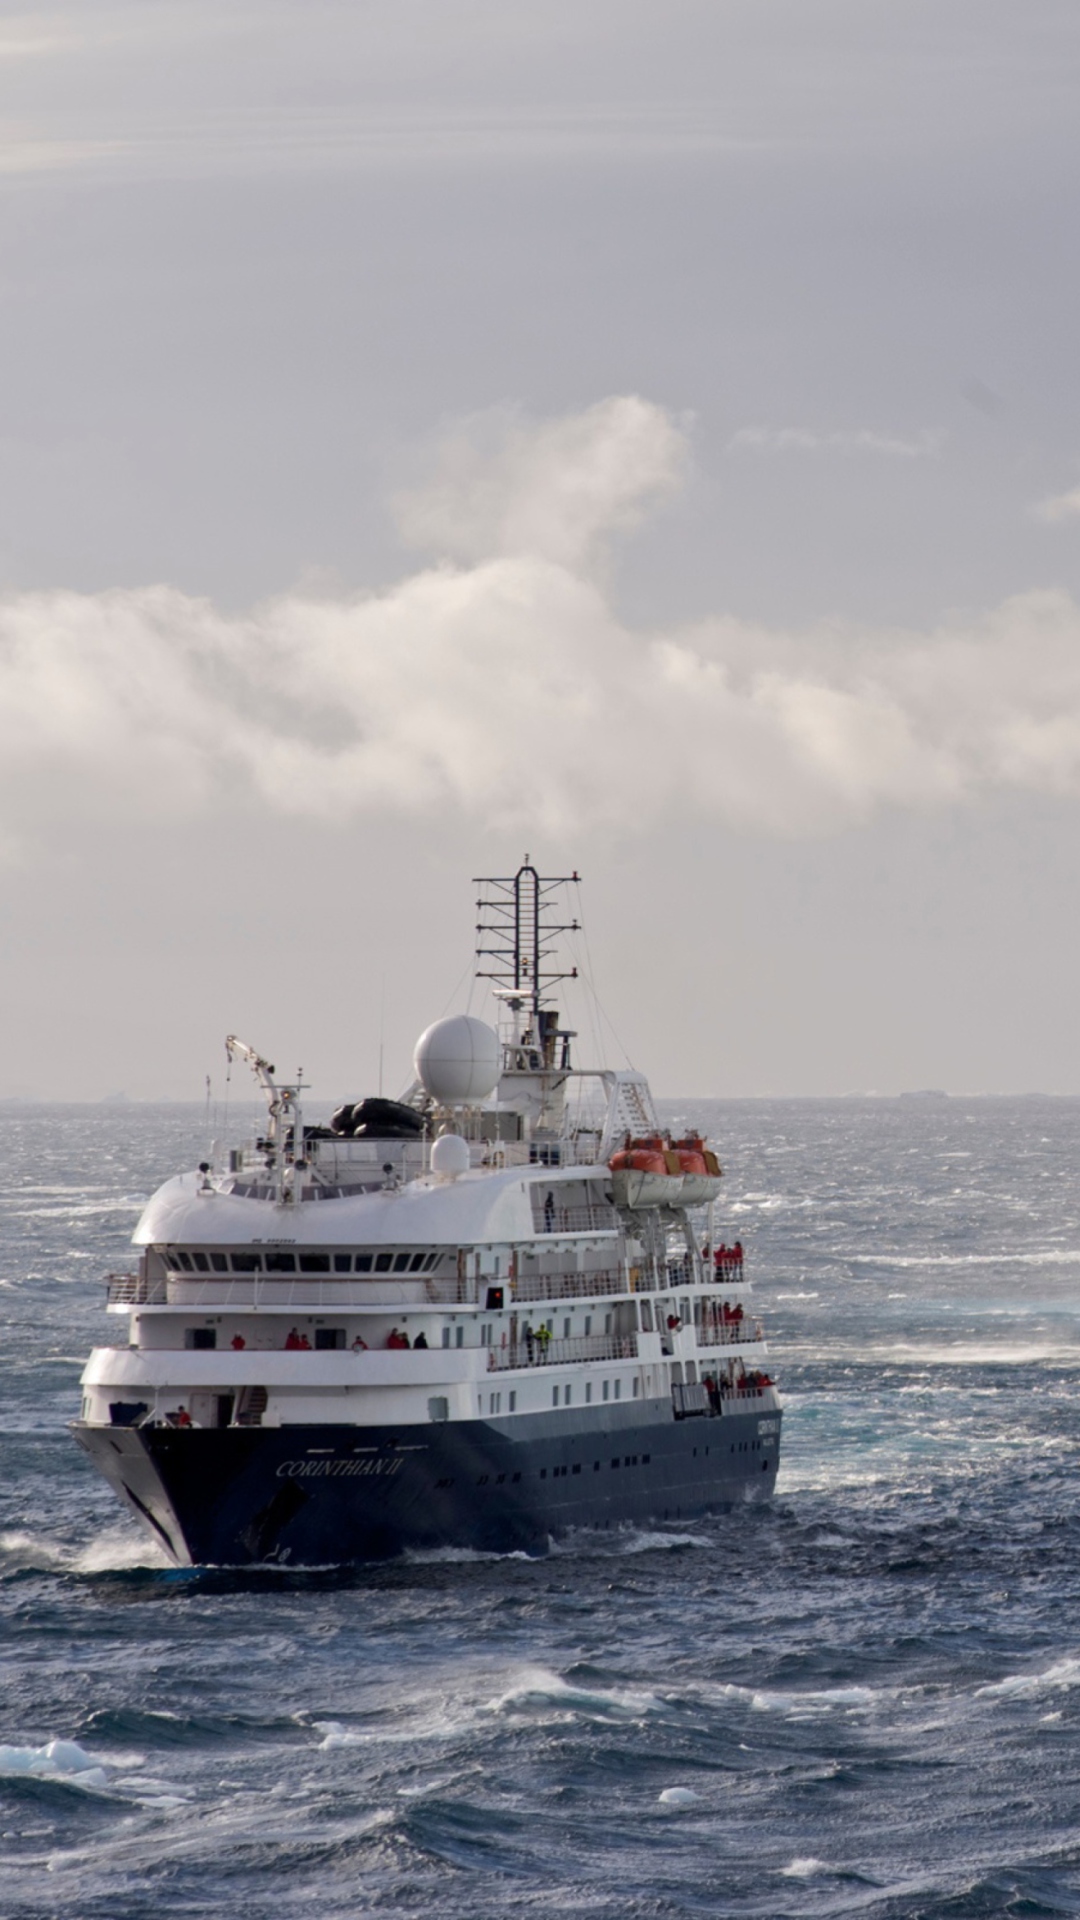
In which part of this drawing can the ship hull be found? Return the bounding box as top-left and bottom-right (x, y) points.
(73, 1401), (782, 1567)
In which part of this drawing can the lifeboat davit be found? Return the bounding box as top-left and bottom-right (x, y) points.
(672, 1135), (724, 1206)
(608, 1136), (685, 1208)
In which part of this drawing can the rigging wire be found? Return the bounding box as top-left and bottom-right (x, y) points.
(570, 878), (637, 1072)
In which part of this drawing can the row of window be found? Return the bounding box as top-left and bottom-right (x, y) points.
(169, 1249), (443, 1276)
(540, 1455), (651, 1479)
(434, 1455), (653, 1491)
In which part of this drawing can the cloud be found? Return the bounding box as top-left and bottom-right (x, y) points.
(1032, 485), (1080, 525)
(3, 395), (1080, 851)
(393, 395), (687, 568)
(727, 425), (941, 458)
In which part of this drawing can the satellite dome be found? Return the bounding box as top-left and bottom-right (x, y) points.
(414, 1015), (500, 1104)
(431, 1132), (470, 1178)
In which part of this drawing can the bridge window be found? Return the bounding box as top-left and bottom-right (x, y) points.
(334, 1254), (352, 1273)
(375, 1253), (393, 1273)
(300, 1254), (330, 1274)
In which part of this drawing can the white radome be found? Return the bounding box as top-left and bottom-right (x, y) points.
(430, 1132), (471, 1178)
(414, 1014), (501, 1104)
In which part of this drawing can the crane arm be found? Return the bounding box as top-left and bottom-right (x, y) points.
(225, 1035), (279, 1104)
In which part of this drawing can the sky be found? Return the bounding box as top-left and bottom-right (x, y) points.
(3, 0), (1080, 1100)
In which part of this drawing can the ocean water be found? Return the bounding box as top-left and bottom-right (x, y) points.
(2, 1097), (1080, 1919)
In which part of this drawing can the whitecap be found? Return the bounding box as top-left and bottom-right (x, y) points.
(782, 1858), (827, 1878)
(977, 1656), (1080, 1699)
(658, 1786), (701, 1806)
(0, 1739), (110, 1793)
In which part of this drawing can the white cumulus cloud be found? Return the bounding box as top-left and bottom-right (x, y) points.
(727, 425), (941, 458)
(2, 395), (1080, 853)
(1032, 484), (1080, 525)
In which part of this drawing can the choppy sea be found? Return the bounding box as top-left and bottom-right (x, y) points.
(2, 1097), (1080, 1919)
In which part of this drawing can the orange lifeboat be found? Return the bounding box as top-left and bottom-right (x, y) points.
(608, 1136), (685, 1208)
(671, 1135), (724, 1205)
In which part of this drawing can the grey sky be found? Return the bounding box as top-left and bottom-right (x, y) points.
(2, 2), (1080, 1099)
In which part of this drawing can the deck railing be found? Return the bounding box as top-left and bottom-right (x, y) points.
(510, 1267), (633, 1303)
(696, 1319), (765, 1347)
(106, 1272), (472, 1310)
(487, 1333), (638, 1372)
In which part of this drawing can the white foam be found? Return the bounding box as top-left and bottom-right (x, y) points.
(750, 1683), (893, 1715)
(977, 1656), (1080, 1699)
(658, 1786), (701, 1806)
(782, 1858), (827, 1878)
(0, 1523), (169, 1576)
(0, 1739), (110, 1793)
(484, 1666), (666, 1723)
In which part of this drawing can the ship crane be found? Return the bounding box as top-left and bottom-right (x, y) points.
(225, 1035), (308, 1198)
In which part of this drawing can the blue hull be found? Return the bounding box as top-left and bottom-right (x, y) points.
(73, 1399), (782, 1566)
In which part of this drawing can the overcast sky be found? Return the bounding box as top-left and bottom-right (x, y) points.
(3, 1), (1080, 1100)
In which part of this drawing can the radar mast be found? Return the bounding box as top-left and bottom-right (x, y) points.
(473, 860), (580, 1071)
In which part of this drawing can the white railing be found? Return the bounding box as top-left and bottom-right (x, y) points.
(106, 1272), (160, 1305)
(487, 1333), (638, 1372)
(110, 1274), (475, 1311)
(697, 1319), (764, 1347)
(510, 1266), (632, 1303)
(530, 1201), (619, 1235)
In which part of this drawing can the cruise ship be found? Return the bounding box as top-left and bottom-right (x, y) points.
(73, 864), (782, 1565)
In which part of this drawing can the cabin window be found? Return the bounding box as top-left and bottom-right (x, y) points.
(192, 1252), (209, 1273)
(375, 1253), (393, 1273)
(315, 1329), (345, 1350)
(585, 1382), (592, 1404)
(393, 1253), (410, 1273)
(232, 1252), (261, 1273)
(481, 1324), (492, 1347)
(509, 1391), (517, 1412)
(264, 1252), (295, 1274)
(489, 1393), (501, 1415)
(632, 1376), (640, 1397)
(614, 1379), (622, 1400)
(428, 1397), (449, 1422)
(584, 1315), (592, 1336)
(442, 1327), (451, 1348)
(355, 1254), (373, 1273)
(604, 1313), (612, 1335)
(564, 1385), (572, 1406)
(563, 1318), (571, 1339)
(602, 1380), (610, 1402)
(334, 1254), (352, 1273)
(184, 1328), (216, 1350)
(551, 1387), (559, 1407)
(455, 1327), (464, 1348)
(210, 1253), (229, 1273)
(300, 1254), (330, 1274)
(409, 1253), (425, 1272)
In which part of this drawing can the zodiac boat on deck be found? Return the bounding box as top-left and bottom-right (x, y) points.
(72, 863), (783, 1566)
